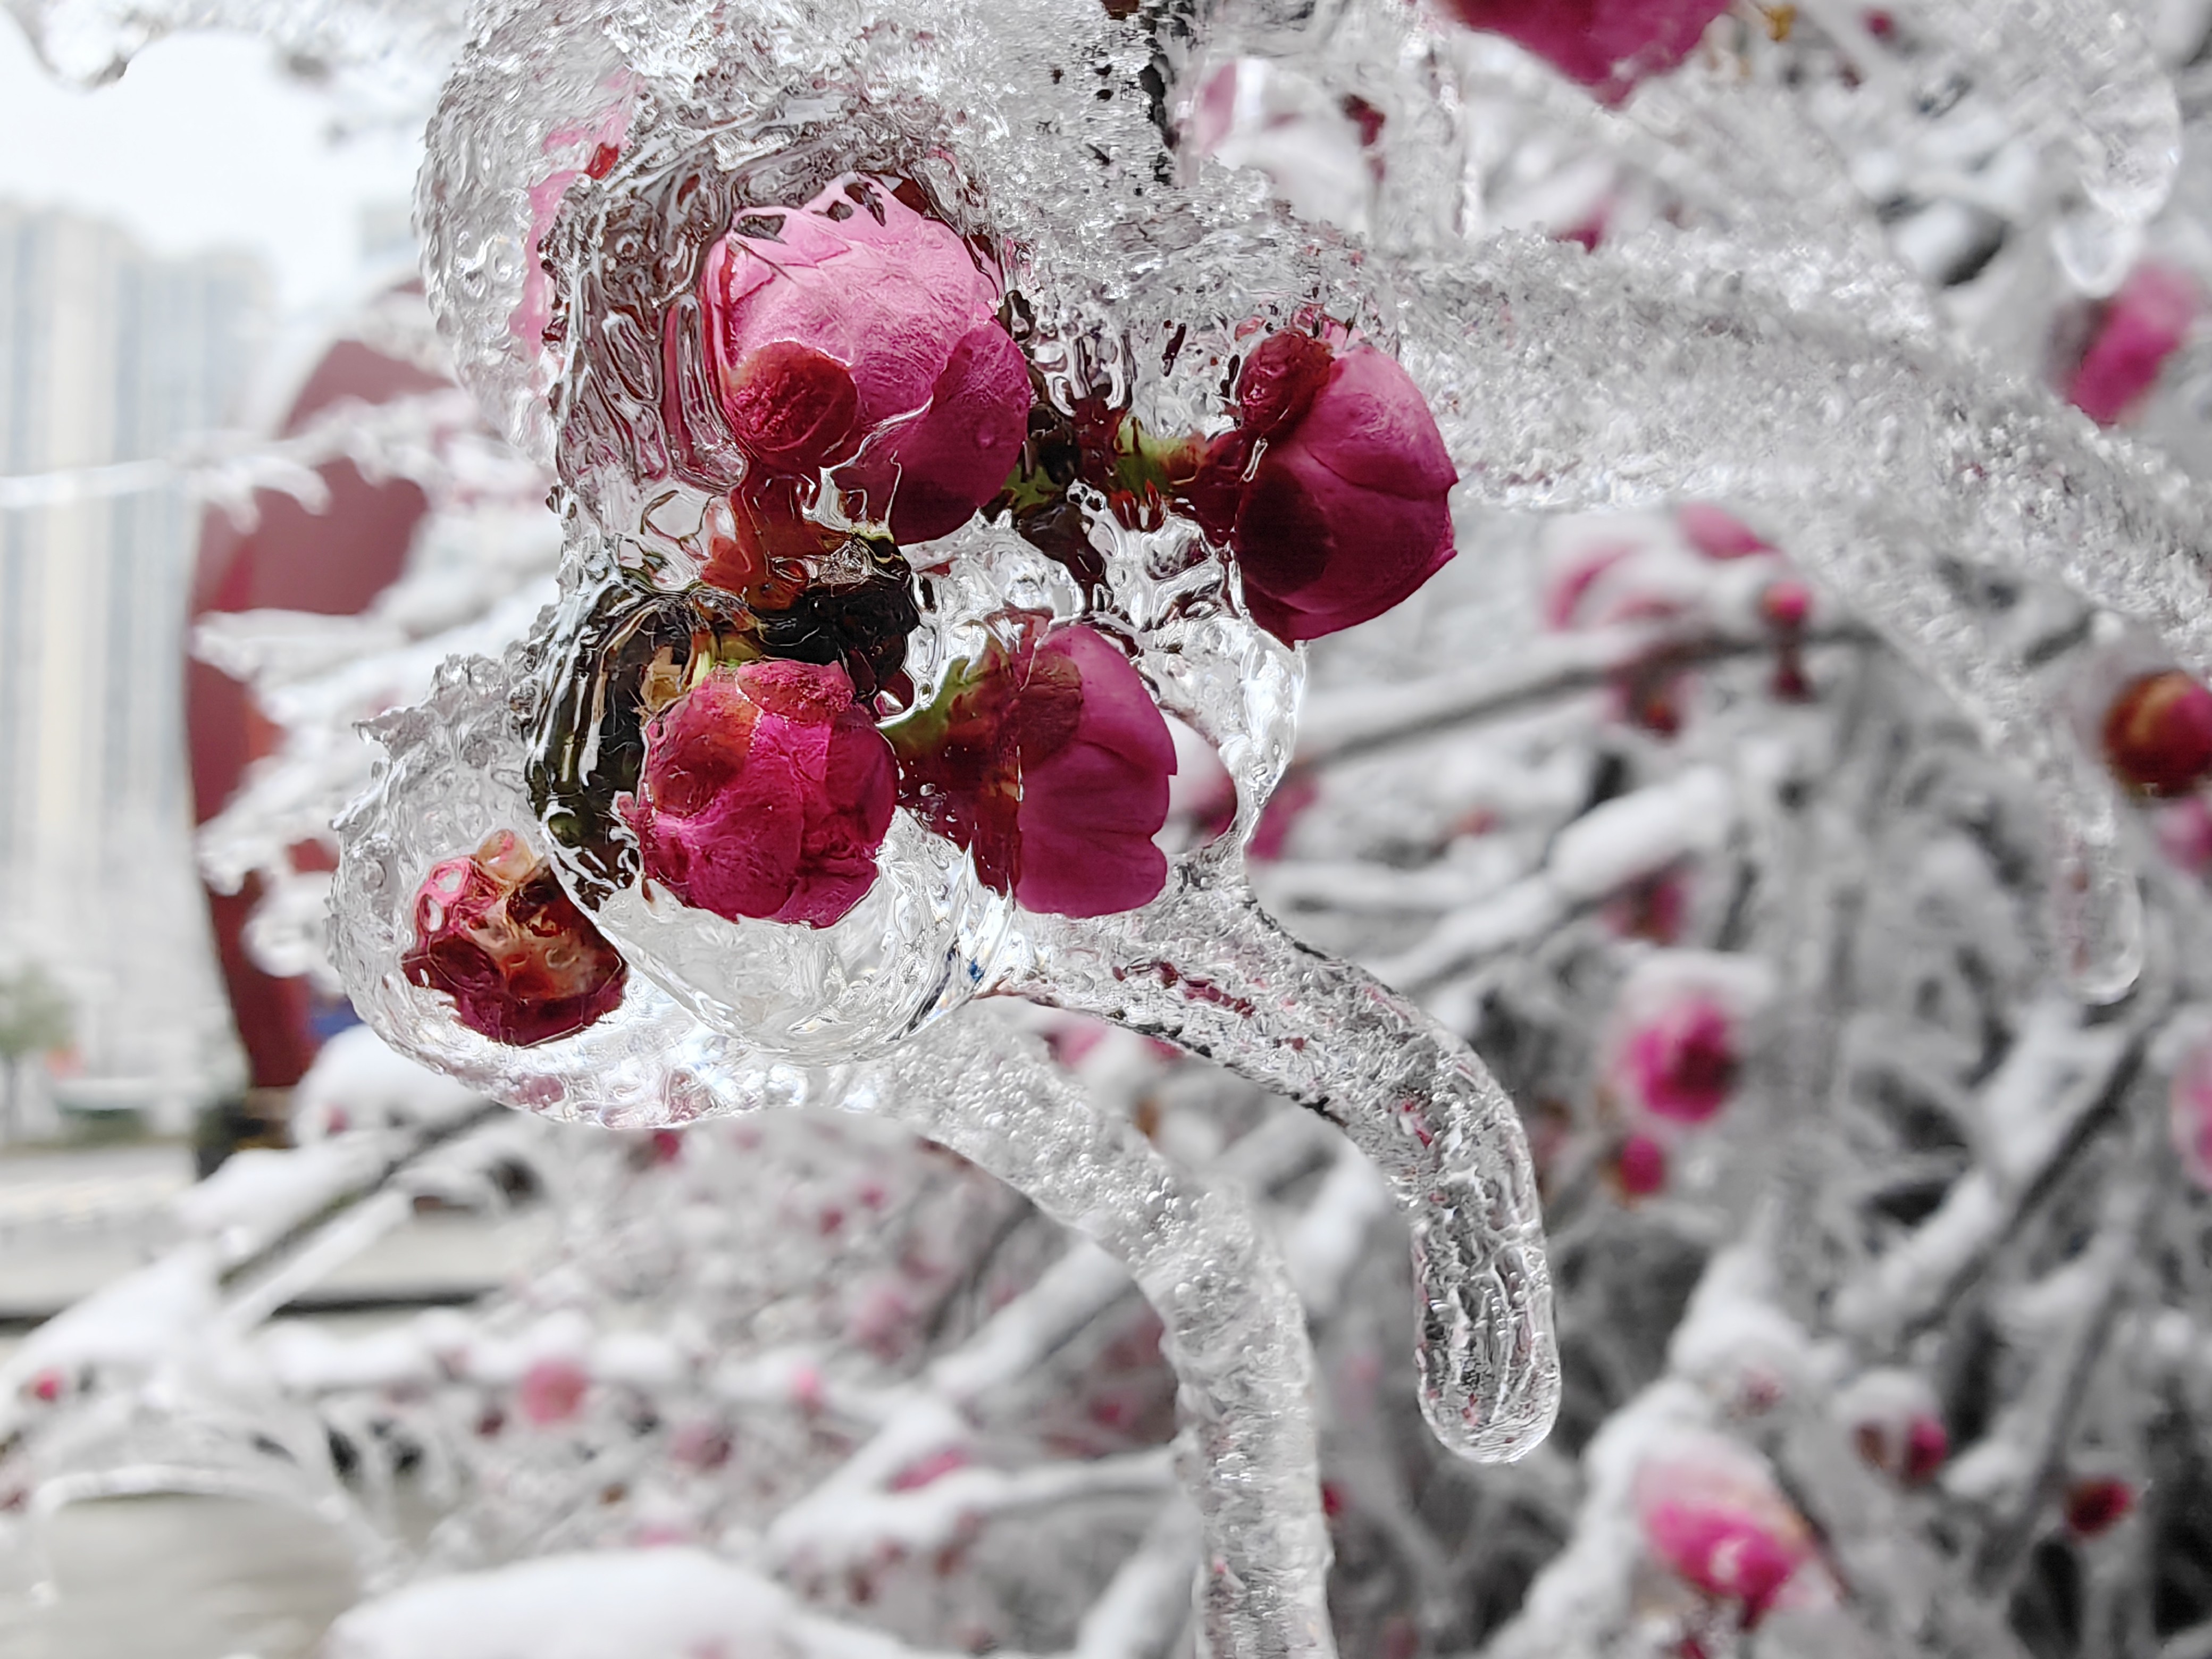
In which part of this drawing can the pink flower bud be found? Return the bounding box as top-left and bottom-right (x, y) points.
(2067, 261), (2200, 426)
(1443, 0), (1732, 103)
(1837, 1369), (1948, 1486)
(701, 174), (1032, 542)
(1635, 1432), (1824, 1626)
(1904, 1416), (1950, 1485)
(2102, 669), (2212, 798)
(1185, 334), (1457, 643)
(623, 658), (897, 928)
(893, 625), (1176, 918)
(1758, 580), (1812, 632)
(1006, 629), (1175, 916)
(517, 1356), (590, 1426)
(1605, 956), (1771, 1126)
(402, 830), (628, 1046)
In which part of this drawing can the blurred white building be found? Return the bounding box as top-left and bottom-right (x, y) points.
(0, 204), (266, 1126)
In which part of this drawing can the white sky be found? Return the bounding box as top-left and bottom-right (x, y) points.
(0, 22), (423, 311)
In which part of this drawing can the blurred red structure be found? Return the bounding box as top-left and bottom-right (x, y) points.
(188, 324), (445, 1088)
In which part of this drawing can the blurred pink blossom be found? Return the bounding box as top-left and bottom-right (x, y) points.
(517, 1357), (590, 1426)
(1623, 997), (1740, 1125)
(1635, 1431), (1830, 1625)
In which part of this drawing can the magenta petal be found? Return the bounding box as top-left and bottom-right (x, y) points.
(1044, 626), (1178, 780)
(1291, 349), (1458, 502)
(1015, 818), (1168, 918)
(1237, 458), (1455, 643)
(1011, 627), (1176, 917)
(1026, 736), (1173, 837)
(846, 321), (1033, 542)
(1677, 502), (1771, 559)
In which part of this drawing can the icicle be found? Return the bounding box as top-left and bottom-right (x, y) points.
(1002, 870), (1562, 1465)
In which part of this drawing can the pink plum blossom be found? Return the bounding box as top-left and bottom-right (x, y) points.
(668, 1419), (734, 1471)
(1616, 1131), (1669, 1197)
(1443, 0), (1732, 103)
(2067, 261), (2200, 426)
(701, 174), (1032, 542)
(892, 625), (1176, 918)
(1635, 1431), (1830, 1626)
(1183, 331), (1458, 643)
(402, 830), (627, 1046)
(517, 1356), (590, 1426)
(623, 658), (896, 928)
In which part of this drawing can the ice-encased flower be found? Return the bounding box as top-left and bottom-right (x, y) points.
(622, 658), (896, 928)
(891, 624), (1176, 918)
(517, 1356), (590, 1425)
(2066, 261), (2200, 426)
(1634, 1431), (1829, 1625)
(701, 174), (1031, 543)
(1184, 331), (1458, 644)
(1443, 0), (1732, 103)
(2101, 668), (2212, 798)
(401, 830), (627, 1046)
